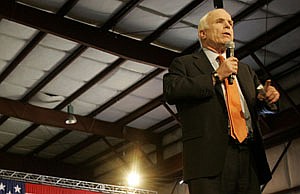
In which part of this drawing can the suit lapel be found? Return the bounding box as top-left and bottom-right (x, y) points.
(192, 50), (224, 96)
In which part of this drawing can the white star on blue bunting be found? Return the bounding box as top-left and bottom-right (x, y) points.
(0, 179), (24, 194)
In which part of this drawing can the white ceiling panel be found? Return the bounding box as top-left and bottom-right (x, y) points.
(0, 118), (32, 135)
(131, 78), (163, 99)
(19, 45), (68, 71)
(28, 125), (64, 140)
(40, 131), (91, 155)
(157, 22), (197, 51)
(0, 82), (27, 100)
(223, 0), (251, 16)
(63, 140), (108, 164)
(264, 144), (290, 193)
(81, 48), (119, 64)
(70, 99), (97, 116)
(100, 67), (143, 91)
(0, 35), (27, 61)
(95, 107), (127, 122)
(127, 116), (159, 129)
(67, 0), (123, 26)
(277, 69), (300, 90)
(240, 55), (261, 71)
(17, 0), (68, 13)
(121, 60), (155, 74)
(42, 76), (85, 97)
(40, 34), (78, 51)
(0, 131), (16, 146)
(111, 95), (150, 113)
(153, 120), (179, 134)
(5, 65), (45, 88)
(287, 138), (300, 187)
(162, 128), (182, 146)
(265, 28), (300, 57)
(78, 85), (118, 106)
(62, 57), (108, 82)
(267, 0), (300, 15)
(142, 105), (171, 120)
(163, 141), (182, 159)
(234, 10), (284, 42)
(140, 0), (193, 16)
(116, 7), (169, 39)
(0, 59), (8, 73)
(0, 19), (37, 39)
(182, 0), (215, 25)
(10, 136), (44, 153)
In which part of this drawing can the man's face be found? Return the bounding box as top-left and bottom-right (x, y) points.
(200, 9), (234, 51)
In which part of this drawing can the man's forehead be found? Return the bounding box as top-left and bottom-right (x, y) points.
(208, 9), (232, 21)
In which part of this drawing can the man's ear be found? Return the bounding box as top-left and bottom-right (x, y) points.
(199, 30), (206, 40)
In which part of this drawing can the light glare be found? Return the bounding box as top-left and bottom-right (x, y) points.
(127, 172), (140, 187)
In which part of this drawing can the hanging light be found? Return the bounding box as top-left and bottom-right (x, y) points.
(65, 104), (77, 125)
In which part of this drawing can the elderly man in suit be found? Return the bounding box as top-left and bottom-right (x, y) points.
(163, 9), (280, 194)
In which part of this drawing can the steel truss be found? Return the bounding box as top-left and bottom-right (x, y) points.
(0, 169), (157, 194)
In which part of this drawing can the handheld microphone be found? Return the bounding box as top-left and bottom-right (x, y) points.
(225, 41), (235, 85)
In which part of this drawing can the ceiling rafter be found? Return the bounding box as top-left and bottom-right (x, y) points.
(236, 11), (300, 59)
(142, 0), (205, 43)
(20, 0), (147, 157)
(88, 68), (164, 117)
(0, 0), (84, 151)
(0, 32), (46, 84)
(274, 62), (300, 80)
(257, 47), (300, 78)
(54, 135), (103, 160)
(0, 0), (178, 69)
(82, 140), (129, 167)
(38, 1), (205, 164)
(100, 0), (143, 31)
(0, 97), (160, 144)
(27, 130), (72, 157)
(116, 94), (163, 126)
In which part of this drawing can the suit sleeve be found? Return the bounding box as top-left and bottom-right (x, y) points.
(163, 56), (215, 105)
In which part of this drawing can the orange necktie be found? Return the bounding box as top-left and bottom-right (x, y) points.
(218, 56), (248, 143)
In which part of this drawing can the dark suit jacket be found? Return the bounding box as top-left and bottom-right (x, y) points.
(163, 50), (272, 185)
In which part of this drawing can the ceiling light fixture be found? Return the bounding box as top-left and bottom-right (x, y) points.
(65, 104), (77, 125)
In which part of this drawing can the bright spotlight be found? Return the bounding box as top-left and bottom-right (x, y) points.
(127, 172), (140, 187)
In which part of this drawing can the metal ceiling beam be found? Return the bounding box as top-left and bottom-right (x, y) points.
(81, 140), (129, 167)
(88, 68), (164, 117)
(0, 0), (86, 152)
(0, 97), (160, 144)
(116, 95), (164, 126)
(236, 11), (300, 59)
(54, 135), (103, 160)
(27, 130), (72, 156)
(256, 47), (300, 78)
(143, 0), (205, 43)
(0, 0), (178, 69)
(100, 0), (143, 31)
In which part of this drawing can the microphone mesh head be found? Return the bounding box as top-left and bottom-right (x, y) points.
(225, 41), (235, 49)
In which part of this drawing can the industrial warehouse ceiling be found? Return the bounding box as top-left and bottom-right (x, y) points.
(0, 0), (299, 193)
